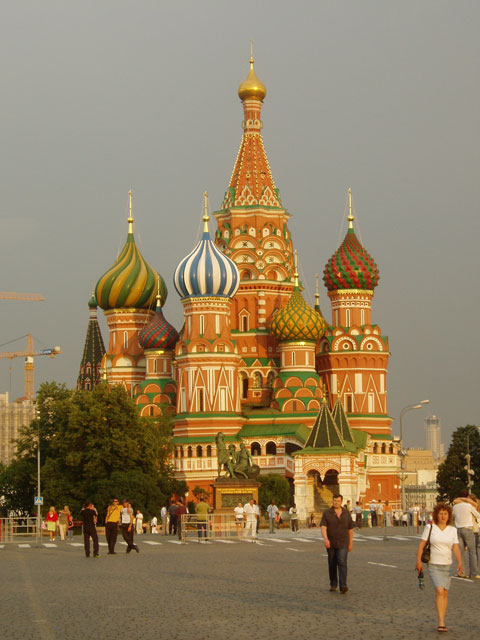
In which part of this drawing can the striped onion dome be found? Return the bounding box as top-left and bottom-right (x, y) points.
(138, 299), (179, 350)
(95, 193), (168, 310)
(323, 228), (379, 292)
(269, 286), (326, 342)
(174, 195), (239, 299)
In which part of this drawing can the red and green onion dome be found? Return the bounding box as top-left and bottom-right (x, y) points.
(269, 287), (326, 342)
(323, 229), (379, 292)
(138, 302), (179, 351)
(88, 292), (98, 309)
(95, 233), (167, 311)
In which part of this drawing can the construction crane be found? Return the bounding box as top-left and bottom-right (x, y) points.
(0, 292), (45, 301)
(0, 334), (61, 402)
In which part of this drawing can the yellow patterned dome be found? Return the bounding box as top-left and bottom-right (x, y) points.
(269, 287), (326, 342)
(238, 57), (267, 102)
(95, 192), (167, 311)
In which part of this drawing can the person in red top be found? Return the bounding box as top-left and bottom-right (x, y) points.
(45, 506), (58, 541)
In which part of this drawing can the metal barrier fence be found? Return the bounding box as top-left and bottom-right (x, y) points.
(0, 517), (39, 542)
(181, 513), (249, 542)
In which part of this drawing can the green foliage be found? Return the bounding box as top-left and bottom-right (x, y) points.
(192, 485), (210, 500)
(437, 425), (480, 502)
(0, 382), (183, 520)
(258, 473), (292, 511)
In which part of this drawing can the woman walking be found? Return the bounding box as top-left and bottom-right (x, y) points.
(416, 503), (462, 633)
(45, 506), (58, 541)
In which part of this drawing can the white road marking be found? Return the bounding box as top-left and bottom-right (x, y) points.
(254, 542), (271, 547)
(293, 538), (314, 543)
(143, 541), (162, 545)
(287, 547), (304, 552)
(42, 543), (57, 548)
(269, 538), (289, 543)
(390, 536), (411, 541)
(215, 539), (237, 544)
(18, 544), (31, 548)
(168, 540), (185, 544)
(99, 542), (108, 547)
(452, 576), (474, 583)
(70, 543), (83, 547)
(0, 544), (4, 549)
(365, 536), (384, 541)
(368, 561), (397, 568)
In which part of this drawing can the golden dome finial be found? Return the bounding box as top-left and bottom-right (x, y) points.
(315, 273), (320, 305)
(347, 187), (354, 230)
(128, 189), (134, 234)
(294, 250), (299, 288)
(238, 44), (266, 102)
(203, 191), (210, 233)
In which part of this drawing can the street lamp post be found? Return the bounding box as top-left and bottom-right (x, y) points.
(399, 400), (429, 513)
(36, 416), (41, 547)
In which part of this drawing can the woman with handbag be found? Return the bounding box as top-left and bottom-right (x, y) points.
(45, 506), (58, 542)
(416, 503), (462, 633)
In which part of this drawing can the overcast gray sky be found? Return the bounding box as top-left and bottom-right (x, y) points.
(1, 1), (478, 449)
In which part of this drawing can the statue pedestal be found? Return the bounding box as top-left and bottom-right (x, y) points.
(211, 478), (260, 513)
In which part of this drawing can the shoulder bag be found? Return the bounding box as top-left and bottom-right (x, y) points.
(421, 524), (433, 563)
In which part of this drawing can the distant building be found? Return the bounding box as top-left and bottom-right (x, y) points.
(404, 447), (439, 510)
(424, 415), (444, 461)
(0, 392), (35, 465)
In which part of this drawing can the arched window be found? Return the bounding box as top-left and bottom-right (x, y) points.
(251, 442), (261, 456)
(266, 441), (276, 455)
(187, 446), (193, 458)
(196, 445), (203, 458)
(241, 315), (248, 332)
(267, 372), (275, 388)
(253, 372), (262, 389)
(206, 445), (212, 457)
(381, 443), (386, 454)
(389, 443), (393, 454)
(285, 443), (301, 455)
(373, 443), (378, 453)
(180, 447), (184, 458)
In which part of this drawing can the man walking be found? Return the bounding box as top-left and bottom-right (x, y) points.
(267, 500), (279, 534)
(320, 494), (354, 594)
(121, 499), (139, 554)
(176, 499), (187, 541)
(80, 500), (100, 558)
(195, 495), (209, 542)
(161, 504), (168, 535)
(369, 500), (377, 527)
(168, 500), (178, 536)
(289, 504), (299, 532)
(105, 498), (122, 554)
(353, 502), (363, 529)
(243, 499), (257, 542)
(452, 489), (480, 579)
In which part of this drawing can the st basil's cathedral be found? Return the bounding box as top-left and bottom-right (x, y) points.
(78, 56), (401, 518)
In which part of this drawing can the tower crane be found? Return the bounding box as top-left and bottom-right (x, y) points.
(0, 334), (61, 402)
(0, 292), (45, 301)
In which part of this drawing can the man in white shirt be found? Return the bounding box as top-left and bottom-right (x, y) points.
(243, 499), (257, 542)
(135, 510), (143, 535)
(452, 489), (480, 578)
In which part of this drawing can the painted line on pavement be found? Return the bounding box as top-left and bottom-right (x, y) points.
(70, 543), (83, 547)
(452, 576), (474, 583)
(18, 544), (31, 548)
(42, 543), (57, 548)
(215, 539), (237, 544)
(255, 542), (271, 547)
(269, 538), (289, 543)
(390, 536), (412, 541)
(143, 541), (162, 546)
(293, 538), (314, 543)
(287, 548), (304, 552)
(368, 561), (397, 568)
(0, 544), (4, 549)
(168, 540), (185, 545)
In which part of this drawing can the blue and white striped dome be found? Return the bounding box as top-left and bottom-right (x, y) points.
(174, 200), (239, 299)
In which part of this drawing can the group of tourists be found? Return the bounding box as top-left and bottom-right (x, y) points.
(320, 488), (480, 634)
(233, 499), (260, 541)
(340, 499), (429, 528)
(43, 505), (74, 541)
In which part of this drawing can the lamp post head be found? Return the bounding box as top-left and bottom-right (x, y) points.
(412, 404), (422, 410)
(420, 399), (430, 405)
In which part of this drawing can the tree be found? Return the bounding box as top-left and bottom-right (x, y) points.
(0, 382), (185, 520)
(258, 473), (292, 511)
(437, 425), (480, 502)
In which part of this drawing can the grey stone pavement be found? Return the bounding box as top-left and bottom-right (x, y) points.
(1, 527), (479, 640)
